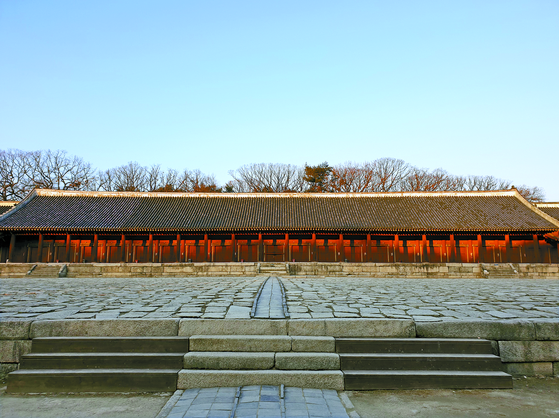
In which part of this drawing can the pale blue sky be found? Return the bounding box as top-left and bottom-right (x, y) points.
(1, 1), (558, 199)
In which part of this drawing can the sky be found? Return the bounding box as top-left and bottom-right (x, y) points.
(0, 1), (558, 199)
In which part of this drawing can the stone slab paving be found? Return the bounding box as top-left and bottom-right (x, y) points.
(253, 277), (286, 319)
(163, 386), (351, 418)
(282, 278), (559, 322)
(0, 277), (263, 320)
(1, 276), (557, 321)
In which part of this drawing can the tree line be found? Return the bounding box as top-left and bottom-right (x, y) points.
(0, 149), (545, 202)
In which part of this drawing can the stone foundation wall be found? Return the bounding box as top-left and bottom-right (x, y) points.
(2, 318), (558, 380)
(1, 262), (558, 278)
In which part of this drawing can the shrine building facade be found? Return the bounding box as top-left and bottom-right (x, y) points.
(0, 189), (558, 264)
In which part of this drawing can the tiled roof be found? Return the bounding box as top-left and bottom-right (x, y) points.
(0, 202), (17, 215)
(535, 203), (559, 222)
(0, 189), (557, 233)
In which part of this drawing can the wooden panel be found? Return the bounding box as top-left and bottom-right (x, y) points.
(290, 245), (310, 262)
(238, 244), (257, 262)
(317, 245), (336, 262)
(264, 244), (284, 262)
(371, 240), (391, 263)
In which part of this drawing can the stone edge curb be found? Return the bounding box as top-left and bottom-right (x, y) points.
(1, 318), (558, 340)
(154, 389), (183, 418)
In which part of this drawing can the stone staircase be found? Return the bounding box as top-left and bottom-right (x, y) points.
(179, 335), (344, 390)
(258, 262), (288, 276)
(338, 338), (513, 390)
(8, 336), (514, 393)
(7, 337), (188, 393)
(480, 263), (519, 278)
(26, 264), (65, 278)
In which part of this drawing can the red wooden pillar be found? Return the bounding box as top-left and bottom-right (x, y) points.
(477, 234), (484, 263)
(311, 233), (316, 262)
(231, 233), (236, 262)
(65, 234), (71, 263)
(285, 233), (290, 262)
(176, 234), (181, 262)
(504, 234), (511, 263)
(8, 233), (16, 262)
(339, 234), (343, 262)
(203, 234), (209, 262)
(449, 234), (456, 262)
(147, 234), (153, 263)
(468, 239), (474, 263)
(37, 233), (44, 262)
(258, 233), (263, 262)
(366, 234), (372, 263)
(533, 235), (540, 263)
(393, 234), (399, 262)
(91, 234), (98, 262)
(121, 234), (126, 262)
(422, 235), (428, 262)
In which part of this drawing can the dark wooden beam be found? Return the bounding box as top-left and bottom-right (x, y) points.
(367, 234), (372, 263)
(92, 234), (98, 262)
(339, 234), (343, 262)
(533, 235), (540, 263)
(8, 233), (16, 262)
(449, 234), (456, 262)
(38, 233), (44, 262)
(231, 233), (236, 262)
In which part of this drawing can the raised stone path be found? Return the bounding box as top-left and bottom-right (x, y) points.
(162, 386), (352, 418)
(252, 277), (287, 319)
(1, 277), (557, 321)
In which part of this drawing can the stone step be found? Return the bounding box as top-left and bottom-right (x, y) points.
(183, 352), (340, 370)
(178, 369), (344, 390)
(336, 338), (494, 354)
(20, 353), (184, 369)
(189, 335), (292, 352)
(28, 265), (61, 277)
(31, 337), (189, 353)
(7, 369), (179, 393)
(343, 370), (513, 390)
(340, 353), (503, 371)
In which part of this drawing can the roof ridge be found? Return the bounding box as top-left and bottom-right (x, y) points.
(33, 189), (520, 198)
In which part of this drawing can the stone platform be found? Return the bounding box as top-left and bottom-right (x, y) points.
(1, 275), (558, 388)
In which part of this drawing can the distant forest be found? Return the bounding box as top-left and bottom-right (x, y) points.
(0, 149), (544, 202)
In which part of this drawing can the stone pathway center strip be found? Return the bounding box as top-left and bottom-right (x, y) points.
(163, 385), (353, 418)
(252, 277), (288, 319)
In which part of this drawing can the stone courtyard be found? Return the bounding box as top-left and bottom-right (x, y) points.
(1, 275), (558, 418)
(1, 277), (557, 321)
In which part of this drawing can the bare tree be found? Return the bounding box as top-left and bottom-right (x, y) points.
(0, 149), (33, 200)
(329, 162), (376, 192)
(27, 150), (96, 191)
(107, 162), (148, 192)
(229, 163), (306, 193)
(371, 158), (411, 192)
(515, 185), (545, 203)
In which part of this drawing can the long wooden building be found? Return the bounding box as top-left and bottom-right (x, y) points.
(0, 189), (558, 264)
